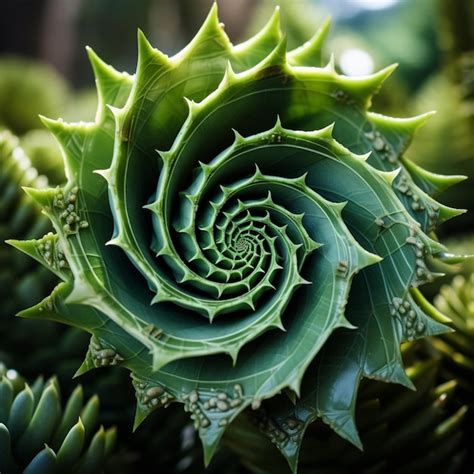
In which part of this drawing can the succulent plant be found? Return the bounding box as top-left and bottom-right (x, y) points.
(224, 348), (468, 474)
(0, 363), (116, 473)
(0, 130), (53, 311)
(0, 130), (59, 362)
(9, 5), (467, 471)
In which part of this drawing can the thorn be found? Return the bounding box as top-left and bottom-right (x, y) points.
(137, 28), (169, 67)
(325, 53), (336, 72)
(94, 168), (112, 183)
(232, 128), (245, 144)
(378, 167), (401, 186)
(273, 114), (283, 131)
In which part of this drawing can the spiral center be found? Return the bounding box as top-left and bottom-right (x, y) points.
(235, 237), (249, 253)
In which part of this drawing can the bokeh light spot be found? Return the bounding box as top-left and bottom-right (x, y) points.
(339, 48), (375, 76)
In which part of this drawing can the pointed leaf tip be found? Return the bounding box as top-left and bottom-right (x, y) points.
(86, 46), (112, 78)
(401, 156), (466, 196)
(203, 2), (221, 31)
(137, 28), (169, 68)
(39, 115), (68, 135)
(137, 28), (153, 54)
(232, 5), (282, 65)
(4, 239), (20, 250)
(438, 204), (467, 224)
(256, 5), (282, 39)
(368, 111), (436, 137)
(132, 404), (148, 432)
(365, 63), (398, 93)
(254, 36), (288, 74)
(39, 114), (55, 128)
(22, 186), (53, 208)
(288, 16), (331, 67)
(325, 53), (336, 72)
(93, 168), (113, 184)
(322, 411), (363, 451)
(375, 62), (398, 79)
(175, 1), (232, 62)
(411, 110), (436, 128)
(379, 167), (401, 186)
(202, 431), (224, 467)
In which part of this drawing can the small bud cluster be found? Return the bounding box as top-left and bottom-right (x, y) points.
(391, 296), (425, 341)
(53, 186), (89, 236)
(405, 227), (435, 286)
(90, 336), (124, 367)
(37, 232), (68, 271)
(133, 375), (174, 411)
(255, 410), (304, 449)
(183, 384), (245, 429)
(365, 130), (397, 164)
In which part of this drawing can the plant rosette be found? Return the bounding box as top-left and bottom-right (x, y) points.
(9, 5), (467, 472)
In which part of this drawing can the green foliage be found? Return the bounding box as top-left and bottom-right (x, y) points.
(432, 273), (474, 401)
(20, 130), (65, 185)
(0, 57), (69, 135)
(429, 271), (474, 472)
(107, 399), (246, 474)
(10, 5), (466, 471)
(224, 347), (467, 474)
(408, 73), (473, 223)
(442, 234), (474, 277)
(0, 130), (85, 380)
(0, 364), (115, 473)
(0, 130), (55, 330)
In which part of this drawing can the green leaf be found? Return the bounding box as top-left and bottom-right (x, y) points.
(23, 446), (57, 474)
(74, 427), (105, 474)
(51, 385), (84, 450)
(16, 381), (61, 461)
(8, 384), (34, 441)
(0, 423), (17, 473)
(56, 418), (85, 468)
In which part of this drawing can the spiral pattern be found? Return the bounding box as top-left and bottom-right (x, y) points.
(113, 118), (382, 368)
(10, 5), (465, 470)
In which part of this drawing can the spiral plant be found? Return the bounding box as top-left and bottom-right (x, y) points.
(9, 5), (467, 471)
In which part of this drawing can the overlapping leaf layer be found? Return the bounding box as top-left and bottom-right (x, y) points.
(224, 346), (468, 474)
(8, 5), (466, 471)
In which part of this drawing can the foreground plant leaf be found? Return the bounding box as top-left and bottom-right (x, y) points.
(0, 364), (115, 474)
(8, 5), (466, 471)
(224, 347), (467, 474)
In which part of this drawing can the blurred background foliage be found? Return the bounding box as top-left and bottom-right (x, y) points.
(0, 0), (472, 472)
